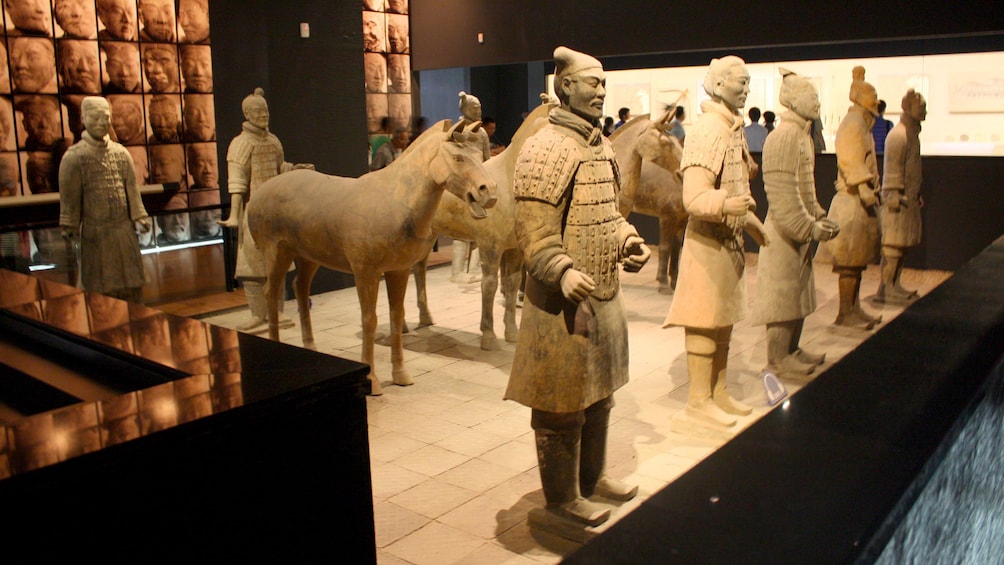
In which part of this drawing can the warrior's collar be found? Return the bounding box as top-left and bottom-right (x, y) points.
(780, 110), (811, 133)
(82, 131), (109, 148)
(700, 100), (743, 131)
(549, 107), (603, 146)
(242, 121), (270, 137)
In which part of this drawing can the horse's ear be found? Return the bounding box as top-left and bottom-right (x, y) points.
(468, 120), (482, 133)
(446, 120), (464, 141)
(657, 107), (674, 128)
(443, 120), (454, 132)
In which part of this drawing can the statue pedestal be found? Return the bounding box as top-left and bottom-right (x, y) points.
(528, 507), (601, 544)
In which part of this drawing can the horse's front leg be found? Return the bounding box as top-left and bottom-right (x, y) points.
(412, 245), (434, 328)
(657, 214), (674, 295)
(500, 247), (522, 344)
(478, 246), (501, 351)
(384, 269), (414, 386)
(292, 259), (320, 349)
(354, 273), (383, 396)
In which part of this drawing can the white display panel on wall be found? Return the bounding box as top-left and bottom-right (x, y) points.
(551, 51), (1004, 156)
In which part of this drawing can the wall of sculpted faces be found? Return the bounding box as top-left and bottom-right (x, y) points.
(0, 0), (219, 250)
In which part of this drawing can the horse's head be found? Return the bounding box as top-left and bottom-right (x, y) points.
(637, 109), (684, 175)
(429, 120), (497, 219)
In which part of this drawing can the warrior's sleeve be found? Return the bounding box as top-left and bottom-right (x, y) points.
(121, 147), (148, 222)
(762, 126), (814, 243)
(226, 133), (253, 195)
(679, 122), (729, 220)
(882, 126), (906, 192)
(58, 147), (82, 232)
(513, 130), (578, 287)
(836, 117), (877, 189)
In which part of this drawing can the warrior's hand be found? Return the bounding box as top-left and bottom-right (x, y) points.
(621, 236), (651, 273)
(885, 192), (903, 212)
(723, 194), (754, 217)
(217, 215), (240, 228)
(136, 217), (152, 234)
(293, 163), (315, 171)
(811, 218), (839, 241)
(560, 269), (595, 303)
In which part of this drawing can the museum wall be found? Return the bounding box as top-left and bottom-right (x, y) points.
(409, 0), (1004, 70)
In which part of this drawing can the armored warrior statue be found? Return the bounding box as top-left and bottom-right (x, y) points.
(450, 90), (490, 284)
(751, 68), (839, 379)
(506, 46), (651, 535)
(59, 96), (151, 303)
(219, 88), (313, 331)
(663, 55), (768, 430)
(877, 89), (927, 303)
(817, 66), (882, 330)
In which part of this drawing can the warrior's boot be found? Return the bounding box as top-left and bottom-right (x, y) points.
(237, 280), (268, 331)
(877, 250), (917, 302)
(834, 268), (881, 330)
(579, 398), (637, 502)
(450, 240), (479, 284)
(713, 329), (752, 415)
(532, 410), (610, 527)
(765, 321), (815, 378)
(790, 319), (825, 367)
(684, 330), (737, 427)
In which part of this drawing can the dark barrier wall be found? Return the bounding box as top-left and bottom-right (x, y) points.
(410, 0), (1004, 70)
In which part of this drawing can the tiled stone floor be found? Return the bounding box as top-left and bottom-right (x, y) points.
(200, 256), (950, 564)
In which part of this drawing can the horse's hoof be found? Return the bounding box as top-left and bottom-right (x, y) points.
(418, 315), (434, 327)
(392, 372), (414, 386)
(303, 341), (318, 351)
(504, 329), (519, 343)
(368, 379), (384, 396)
(658, 286), (674, 295)
(481, 334), (501, 351)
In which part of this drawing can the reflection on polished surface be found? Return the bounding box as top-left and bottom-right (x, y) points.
(0, 267), (351, 478)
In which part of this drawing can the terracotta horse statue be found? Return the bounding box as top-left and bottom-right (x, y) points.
(247, 120), (497, 395)
(411, 101), (553, 351)
(610, 111), (686, 294)
(413, 102), (684, 350)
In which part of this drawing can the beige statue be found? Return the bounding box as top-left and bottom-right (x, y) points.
(751, 68), (839, 379)
(878, 89), (927, 303)
(246, 120), (497, 396)
(506, 47), (651, 534)
(451, 91), (491, 284)
(218, 88), (313, 331)
(817, 66), (882, 330)
(663, 56), (768, 429)
(58, 96), (151, 303)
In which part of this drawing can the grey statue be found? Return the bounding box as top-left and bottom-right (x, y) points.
(59, 96), (151, 303)
(750, 68), (839, 379)
(506, 46), (651, 534)
(877, 88), (927, 303)
(218, 87), (313, 331)
(663, 55), (768, 430)
(450, 90), (490, 284)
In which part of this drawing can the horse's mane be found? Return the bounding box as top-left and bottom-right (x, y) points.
(492, 101), (555, 169)
(608, 113), (652, 143)
(396, 119), (451, 159)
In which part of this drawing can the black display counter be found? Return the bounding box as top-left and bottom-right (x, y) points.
(564, 236), (1004, 563)
(0, 269), (375, 563)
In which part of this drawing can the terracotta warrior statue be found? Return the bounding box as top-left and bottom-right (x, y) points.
(663, 55), (768, 429)
(219, 88), (313, 331)
(817, 66), (882, 330)
(877, 88), (927, 303)
(450, 91), (491, 284)
(506, 46), (651, 533)
(59, 96), (151, 303)
(751, 68), (839, 379)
